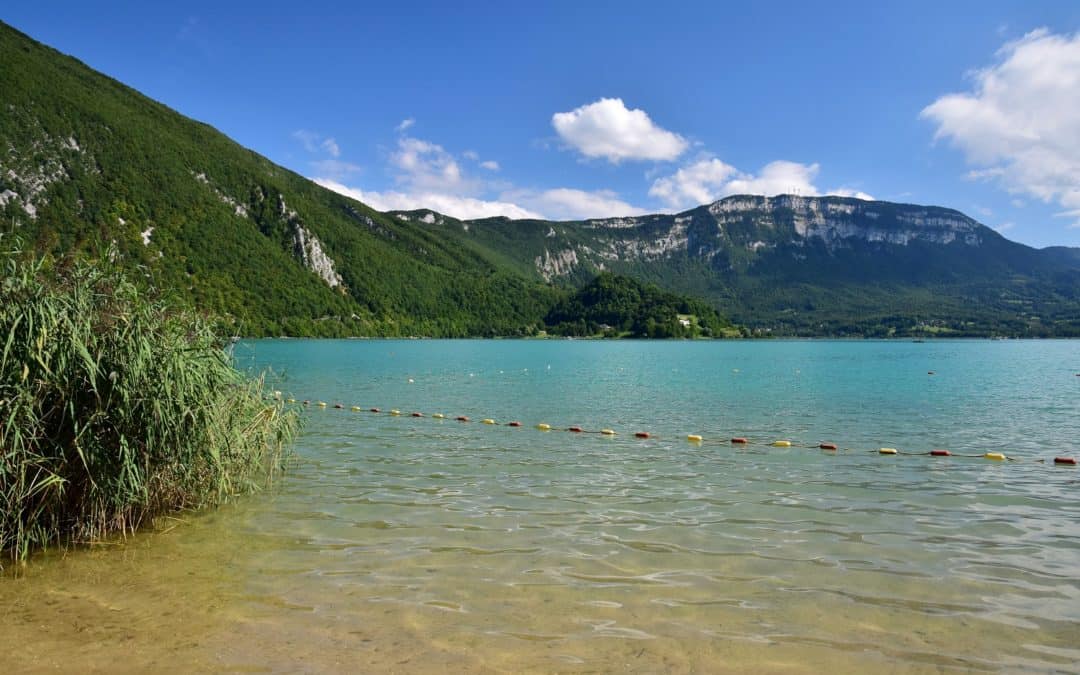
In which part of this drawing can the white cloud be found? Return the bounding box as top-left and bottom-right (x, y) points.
(921, 29), (1080, 226)
(292, 129), (321, 153)
(310, 159), (363, 180)
(313, 135), (536, 219)
(293, 129), (341, 158)
(321, 138), (340, 158)
(552, 97), (688, 163)
(396, 118), (415, 132)
(649, 158), (870, 209)
(390, 137), (475, 193)
(994, 221), (1016, 232)
(312, 131), (641, 221)
(314, 179), (543, 220)
(827, 188), (876, 201)
(502, 188), (646, 221)
(463, 150), (479, 160)
(648, 158), (739, 208)
(720, 161), (823, 198)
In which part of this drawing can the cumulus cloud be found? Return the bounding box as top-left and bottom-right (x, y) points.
(502, 188), (646, 221)
(552, 98), (688, 163)
(395, 118), (415, 132)
(921, 29), (1080, 225)
(648, 158), (739, 207)
(649, 158), (872, 209)
(390, 137), (474, 193)
(311, 131), (643, 221)
(314, 179), (543, 220)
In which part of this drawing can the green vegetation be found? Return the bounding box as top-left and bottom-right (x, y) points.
(545, 273), (741, 338)
(0, 21), (557, 338)
(0, 250), (297, 565)
(429, 206), (1080, 338)
(1, 20), (1077, 338)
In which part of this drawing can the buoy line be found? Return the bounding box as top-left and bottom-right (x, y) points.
(275, 396), (1077, 467)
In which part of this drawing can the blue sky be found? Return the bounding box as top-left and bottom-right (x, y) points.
(5, 1), (1080, 247)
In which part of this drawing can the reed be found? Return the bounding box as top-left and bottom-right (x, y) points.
(0, 251), (298, 565)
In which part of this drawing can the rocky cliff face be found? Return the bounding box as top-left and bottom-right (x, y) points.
(0, 111), (92, 220)
(708, 195), (983, 248)
(528, 195), (989, 279)
(291, 224), (343, 289)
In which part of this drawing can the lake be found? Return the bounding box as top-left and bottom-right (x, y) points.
(3, 339), (1079, 673)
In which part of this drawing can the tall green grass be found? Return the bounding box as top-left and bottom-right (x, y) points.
(0, 251), (297, 565)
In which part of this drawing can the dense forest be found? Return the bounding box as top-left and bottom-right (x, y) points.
(2, 21), (1078, 337)
(545, 273), (741, 338)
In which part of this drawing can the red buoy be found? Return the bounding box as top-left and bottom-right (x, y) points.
(507, 421), (522, 427)
(819, 443), (838, 450)
(931, 449), (951, 457)
(568, 426), (583, 433)
(369, 407), (380, 413)
(731, 437), (748, 444)
(411, 412), (423, 417)
(1054, 456), (1077, 465)
(635, 432), (650, 439)
(456, 416), (469, 422)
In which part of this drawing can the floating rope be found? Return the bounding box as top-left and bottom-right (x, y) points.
(277, 396), (1076, 467)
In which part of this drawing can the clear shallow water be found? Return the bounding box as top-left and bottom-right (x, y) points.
(4, 339), (1080, 673)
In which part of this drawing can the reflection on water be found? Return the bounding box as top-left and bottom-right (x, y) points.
(3, 340), (1079, 673)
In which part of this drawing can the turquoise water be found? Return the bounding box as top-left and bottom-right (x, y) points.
(4, 339), (1079, 673)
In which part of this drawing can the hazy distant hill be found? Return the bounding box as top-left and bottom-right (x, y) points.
(2, 21), (1078, 337)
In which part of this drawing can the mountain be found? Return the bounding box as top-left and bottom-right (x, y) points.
(392, 198), (1080, 336)
(2, 21), (1078, 337)
(1040, 246), (1080, 270)
(0, 21), (556, 337)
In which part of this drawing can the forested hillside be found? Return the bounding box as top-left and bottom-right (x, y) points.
(393, 199), (1080, 337)
(545, 273), (740, 338)
(0, 21), (558, 337)
(2, 20), (1078, 337)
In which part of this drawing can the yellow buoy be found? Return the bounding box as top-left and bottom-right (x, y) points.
(601, 429), (616, 436)
(482, 418), (496, 425)
(390, 409), (401, 416)
(316, 401), (327, 408)
(985, 452), (1006, 461)
(286, 398), (296, 403)
(536, 423), (551, 431)
(687, 434), (703, 442)
(432, 413), (445, 419)
(350, 405), (362, 412)
(880, 447), (898, 455)
(772, 440), (792, 447)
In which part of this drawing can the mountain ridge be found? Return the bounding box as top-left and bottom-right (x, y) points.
(2, 20), (1079, 337)
(387, 196), (1080, 335)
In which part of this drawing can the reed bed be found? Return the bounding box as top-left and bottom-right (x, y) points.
(0, 253), (298, 565)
